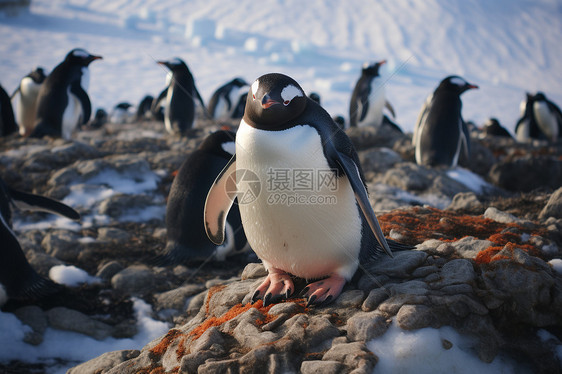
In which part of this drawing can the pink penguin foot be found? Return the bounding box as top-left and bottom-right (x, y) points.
(252, 267), (295, 306)
(302, 273), (346, 306)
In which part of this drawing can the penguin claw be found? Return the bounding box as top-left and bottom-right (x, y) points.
(264, 293), (273, 307)
(252, 290), (261, 303)
(306, 295), (317, 307)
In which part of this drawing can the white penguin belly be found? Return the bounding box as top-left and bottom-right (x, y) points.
(164, 86), (174, 134)
(16, 77), (41, 136)
(358, 78), (385, 128)
(534, 101), (558, 141)
(236, 121), (362, 280)
(61, 87), (82, 139)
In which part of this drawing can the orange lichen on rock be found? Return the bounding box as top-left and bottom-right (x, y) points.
(150, 329), (183, 359)
(204, 284), (227, 316)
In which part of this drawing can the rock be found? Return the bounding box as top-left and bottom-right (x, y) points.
(347, 311), (389, 341)
(46, 307), (114, 340)
(241, 263), (268, 280)
(358, 147), (402, 174)
(539, 187), (562, 219)
(41, 230), (82, 262)
(67, 350), (140, 374)
(98, 194), (157, 218)
(433, 259), (476, 288)
(154, 284), (207, 311)
(13, 306), (48, 345)
(322, 341), (378, 373)
(301, 360), (344, 374)
(484, 207), (533, 227)
(334, 290), (365, 308)
(450, 236), (493, 259)
(96, 261), (124, 281)
(364, 251), (428, 278)
(97, 227), (131, 242)
(111, 265), (156, 296)
(447, 192), (484, 213)
(489, 155), (562, 192)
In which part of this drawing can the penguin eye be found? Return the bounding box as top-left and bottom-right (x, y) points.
(283, 100), (290, 106)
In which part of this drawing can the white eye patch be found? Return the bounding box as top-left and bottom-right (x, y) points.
(281, 84), (303, 105)
(221, 141), (236, 155)
(251, 80), (260, 99)
(72, 49), (90, 58)
(449, 77), (467, 86)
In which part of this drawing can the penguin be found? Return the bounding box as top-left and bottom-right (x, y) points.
(152, 58), (207, 135)
(159, 130), (248, 265)
(413, 75), (478, 168)
(204, 73), (411, 306)
(0, 176), (80, 306)
(208, 78), (249, 120)
(135, 95), (155, 121)
(349, 60), (398, 130)
(482, 118), (512, 138)
(515, 92), (562, 142)
(109, 102), (133, 124)
(0, 83), (18, 137)
(308, 92), (321, 105)
(85, 108), (108, 129)
(30, 48), (102, 139)
(11, 67), (47, 136)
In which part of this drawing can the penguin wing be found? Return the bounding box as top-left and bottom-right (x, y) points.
(204, 155), (237, 245)
(385, 100), (396, 118)
(7, 187), (80, 220)
(382, 115), (403, 133)
(358, 86), (371, 122)
(10, 86), (20, 100)
(461, 119), (471, 157)
(413, 94), (432, 146)
(70, 81), (91, 124)
(152, 88), (168, 112)
(327, 144), (393, 258)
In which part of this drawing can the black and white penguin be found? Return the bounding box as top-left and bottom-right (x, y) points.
(135, 95), (155, 121)
(109, 102), (133, 124)
(482, 118), (512, 138)
(0, 83), (18, 137)
(413, 75), (478, 168)
(204, 73), (410, 306)
(0, 176), (80, 306)
(159, 130), (248, 265)
(349, 60), (398, 130)
(515, 92), (562, 142)
(30, 48), (102, 139)
(152, 58), (206, 135)
(11, 67), (47, 136)
(85, 108), (108, 129)
(208, 78), (249, 121)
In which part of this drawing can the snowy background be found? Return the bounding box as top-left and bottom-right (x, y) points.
(1, 0), (562, 373)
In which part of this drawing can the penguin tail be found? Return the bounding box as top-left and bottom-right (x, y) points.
(360, 237), (414, 263)
(18, 273), (63, 301)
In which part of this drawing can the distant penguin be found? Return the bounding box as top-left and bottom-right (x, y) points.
(204, 73), (411, 306)
(109, 102), (133, 124)
(349, 60), (397, 130)
(136, 95), (155, 121)
(85, 108), (108, 129)
(515, 92), (562, 142)
(333, 115), (346, 129)
(0, 176), (80, 306)
(0, 84), (18, 137)
(308, 92), (321, 105)
(413, 75), (478, 168)
(208, 78), (249, 121)
(483, 118), (512, 138)
(159, 130), (248, 264)
(152, 58), (207, 135)
(11, 67), (47, 136)
(30, 48), (102, 139)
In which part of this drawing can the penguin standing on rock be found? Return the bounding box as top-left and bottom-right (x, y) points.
(515, 92), (562, 143)
(349, 60), (400, 131)
(30, 48), (102, 139)
(413, 75), (478, 168)
(208, 78), (249, 121)
(204, 73), (411, 306)
(158, 130), (248, 265)
(0, 84), (18, 137)
(152, 58), (207, 135)
(11, 67), (47, 136)
(0, 176), (80, 306)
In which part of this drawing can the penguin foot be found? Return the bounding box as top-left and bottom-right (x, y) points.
(302, 274), (346, 306)
(252, 268), (294, 306)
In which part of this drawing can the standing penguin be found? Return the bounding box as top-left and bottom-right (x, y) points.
(11, 67), (47, 136)
(205, 73), (410, 306)
(0, 83), (18, 137)
(349, 60), (398, 130)
(0, 176), (80, 306)
(30, 48), (102, 139)
(208, 77), (249, 121)
(515, 92), (562, 142)
(482, 118), (512, 138)
(413, 76), (478, 168)
(152, 58), (207, 135)
(159, 130), (248, 265)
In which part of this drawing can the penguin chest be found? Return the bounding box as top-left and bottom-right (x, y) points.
(62, 86), (82, 139)
(236, 122), (362, 279)
(358, 78), (385, 128)
(534, 101), (558, 141)
(16, 78), (41, 135)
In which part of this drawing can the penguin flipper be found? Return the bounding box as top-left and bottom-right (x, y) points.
(461, 120), (471, 157)
(385, 100), (396, 118)
(70, 81), (92, 124)
(359, 95), (370, 123)
(10, 86), (20, 100)
(204, 155), (237, 245)
(8, 187), (80, 220)
(333, 151), (393, 258)
(382, 115), (403, 133)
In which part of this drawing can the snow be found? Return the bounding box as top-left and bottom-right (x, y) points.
(550, 259), (562, 274)
(49, 264), (101, 286)
(1, 0), (561, 372)
(446, 167), (494, 194)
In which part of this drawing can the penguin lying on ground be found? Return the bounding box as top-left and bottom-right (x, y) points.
(515, 92), (562, 143)
(208, 78), (249, 121)
(152, 58), (207, 136)
(0, 83), (18, 137)
(11, 67), (47, 136)
(30, 48), (102, 139)
(413, 75), (478, 168)
(158, 130), (248, 265)
(205, 73), (411, 307)
(0, 177), (80, 306)
(482, 118), (512, 138)
(349, 60), (401, 132)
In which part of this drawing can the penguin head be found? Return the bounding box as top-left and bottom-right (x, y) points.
(484, 118), (500, 129)
(28, 67), (46, 84)
(245, 73), (307, 129)
(198, 130), (237, 158)
(361, 60), (386, 77)
(438, 76), (478, 95)
(65, 48), (103, 66)
(157, 58), (189, 72)
(533, 92), (547, 102)
(231, 77), (248, 87)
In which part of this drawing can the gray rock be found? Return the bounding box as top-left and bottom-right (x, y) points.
(484, 207), (533, 227)
(46, 307), (114, 340)
(67, 350), (140, 374)
(489, 155), (562, 192)
(362, 288), (390, 311)
(97, 227), (131, 242)
(186, 290), (207, 316)
(334, 290), (365, 308)
(447, 191), (484, 212)
(14, 306), (47, 345)
(433, 259), (476, 288)
(96, 261), (124, 281)
(41, 230), (82, 262)
(241, 262), (268, 280)
(347, 311), (390, 341)
(154, 284), (206, 311)
(451, 236), (493, 259)
(382, 162), (433, 191)
(301, 360), (344, 374)
(396, 304), (438, 330)
(365, 250), (428, 278)
(358, 147), (402, 173)
(111, 265), (156, 296)
(322, 341), (378, 372)
(539, 187), (562, 219)
(98, 194), (157, 218)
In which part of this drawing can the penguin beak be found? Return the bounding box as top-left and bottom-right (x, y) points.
(379, 59), (387, 65)
(467, 83), (478, 90)
(261, 95), (280, 109)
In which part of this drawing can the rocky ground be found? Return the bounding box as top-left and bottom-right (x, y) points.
(0, 117), (561, 374)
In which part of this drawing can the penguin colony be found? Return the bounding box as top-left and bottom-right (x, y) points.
(1, 46), (561, 307)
